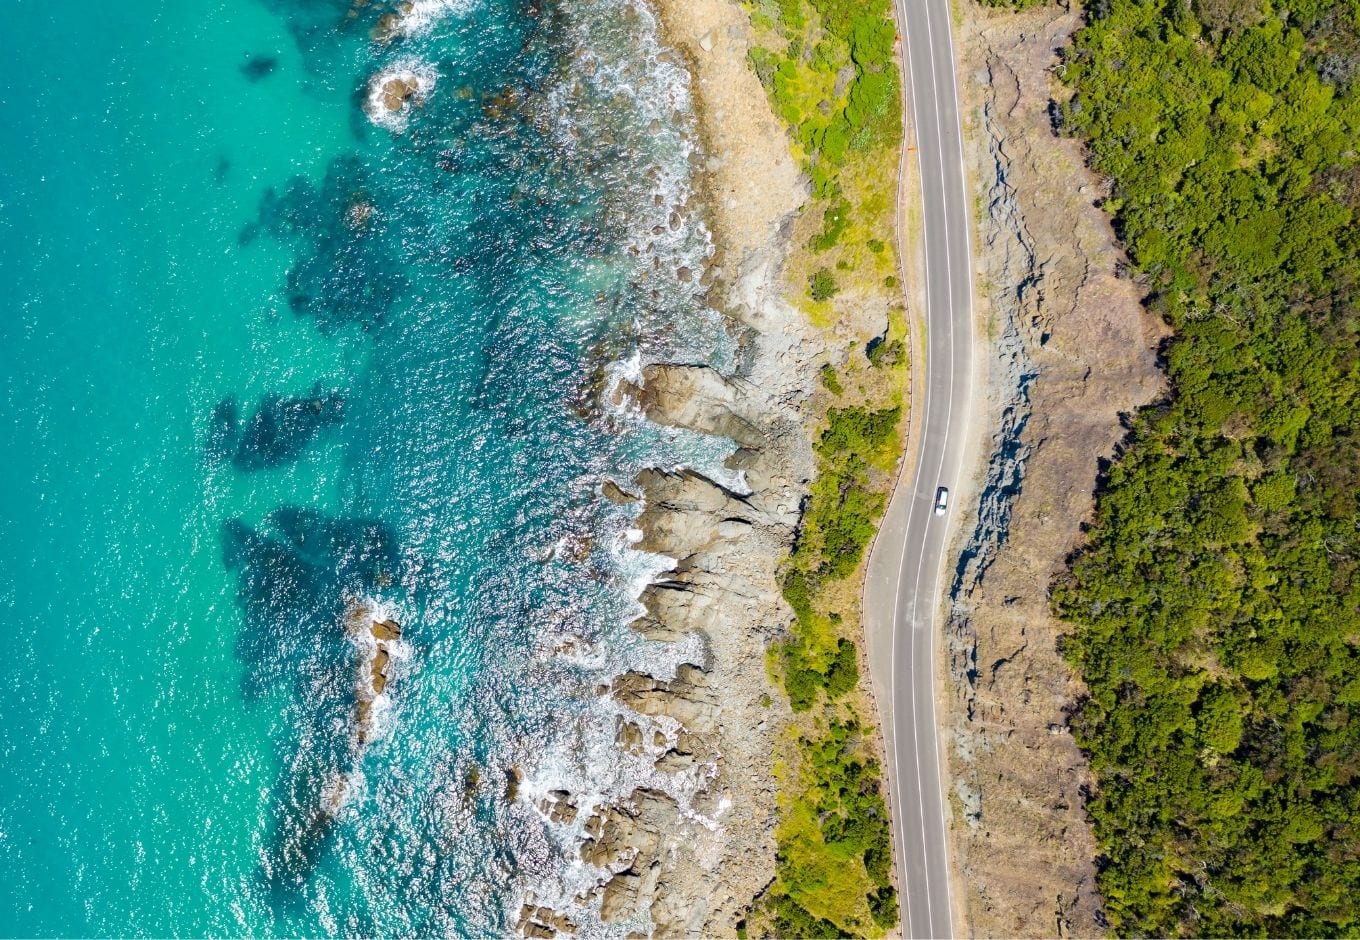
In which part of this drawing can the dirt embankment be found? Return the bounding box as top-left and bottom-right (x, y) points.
(945, 4), (1167, 936)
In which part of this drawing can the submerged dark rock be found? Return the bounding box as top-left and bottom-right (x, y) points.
(250, 156), (407, 335)
(206, 386), (344, 470)
(240, 55), (279, 82)
(205, 395), (240, 461)
(232, 386), (345, 471)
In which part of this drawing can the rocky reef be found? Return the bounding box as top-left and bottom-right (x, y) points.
(363, 61), (435, 133)
(328, 601), (407, 811)
(271, 597), (408, 881)
(516, 335), (823, 934)
(347, 603), (403, 748)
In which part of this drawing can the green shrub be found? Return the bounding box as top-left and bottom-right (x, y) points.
(747, 46), (778, 89)
(771, 895), (841, 939)
(824, 638), (860, 698)
(741, 3), (905, 933)
(819, 363), (844, 394)
(745, 0), (901, 192)
(776, 0), (805, 31)
(868, 887), (898, 928)
(778, 405), (899, 707)
(812, 197), (852, 251)
(784, 655), (824, 712)
(867, 336), (903, 368)
(809, 269), (840, 301)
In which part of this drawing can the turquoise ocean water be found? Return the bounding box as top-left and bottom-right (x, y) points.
(0, 0), (733, 934)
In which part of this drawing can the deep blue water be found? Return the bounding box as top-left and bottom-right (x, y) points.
(0, 0), (730, 934)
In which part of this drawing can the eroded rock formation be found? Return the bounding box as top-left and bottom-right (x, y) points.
(515, 325), (823, 937)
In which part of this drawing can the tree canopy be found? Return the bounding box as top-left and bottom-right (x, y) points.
(1053, 0), (1360, 934)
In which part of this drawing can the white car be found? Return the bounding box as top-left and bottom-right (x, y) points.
(933, 486), (949, 516)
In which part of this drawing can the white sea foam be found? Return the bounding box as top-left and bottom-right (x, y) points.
(515, 692), (724, 936)
(598, 351), (649, 428)
(386, 0), (478, 38)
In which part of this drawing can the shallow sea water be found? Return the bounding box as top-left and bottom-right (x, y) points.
(0, 0), (729, 934)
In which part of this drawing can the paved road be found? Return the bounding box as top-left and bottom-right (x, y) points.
(863, 0), (976, 937)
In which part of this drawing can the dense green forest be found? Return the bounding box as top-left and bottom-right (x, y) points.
(1049, 0), (1360, 934)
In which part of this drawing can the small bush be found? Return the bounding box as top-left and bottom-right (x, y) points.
(747, 46), (778, 89)
(869, 887), (898, 928)
(867, 336), (903, 368)
(810, 269), (840, 301)
(819, 363), (844, 395)
(812, 197), (852, 251)
(824, 638), (860, 698)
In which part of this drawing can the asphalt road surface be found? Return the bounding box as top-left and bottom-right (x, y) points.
(863, 0), (976, 937)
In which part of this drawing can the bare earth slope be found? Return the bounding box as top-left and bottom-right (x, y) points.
(943, 5), (1166, 936)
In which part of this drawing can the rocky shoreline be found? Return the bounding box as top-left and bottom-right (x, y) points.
(515, 0), (833, 934)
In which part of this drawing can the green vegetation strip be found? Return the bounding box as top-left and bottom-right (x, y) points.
(765, 403), (903, 939)
(1049, 0), (1360, 934)
(737, 0), (906, 934)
